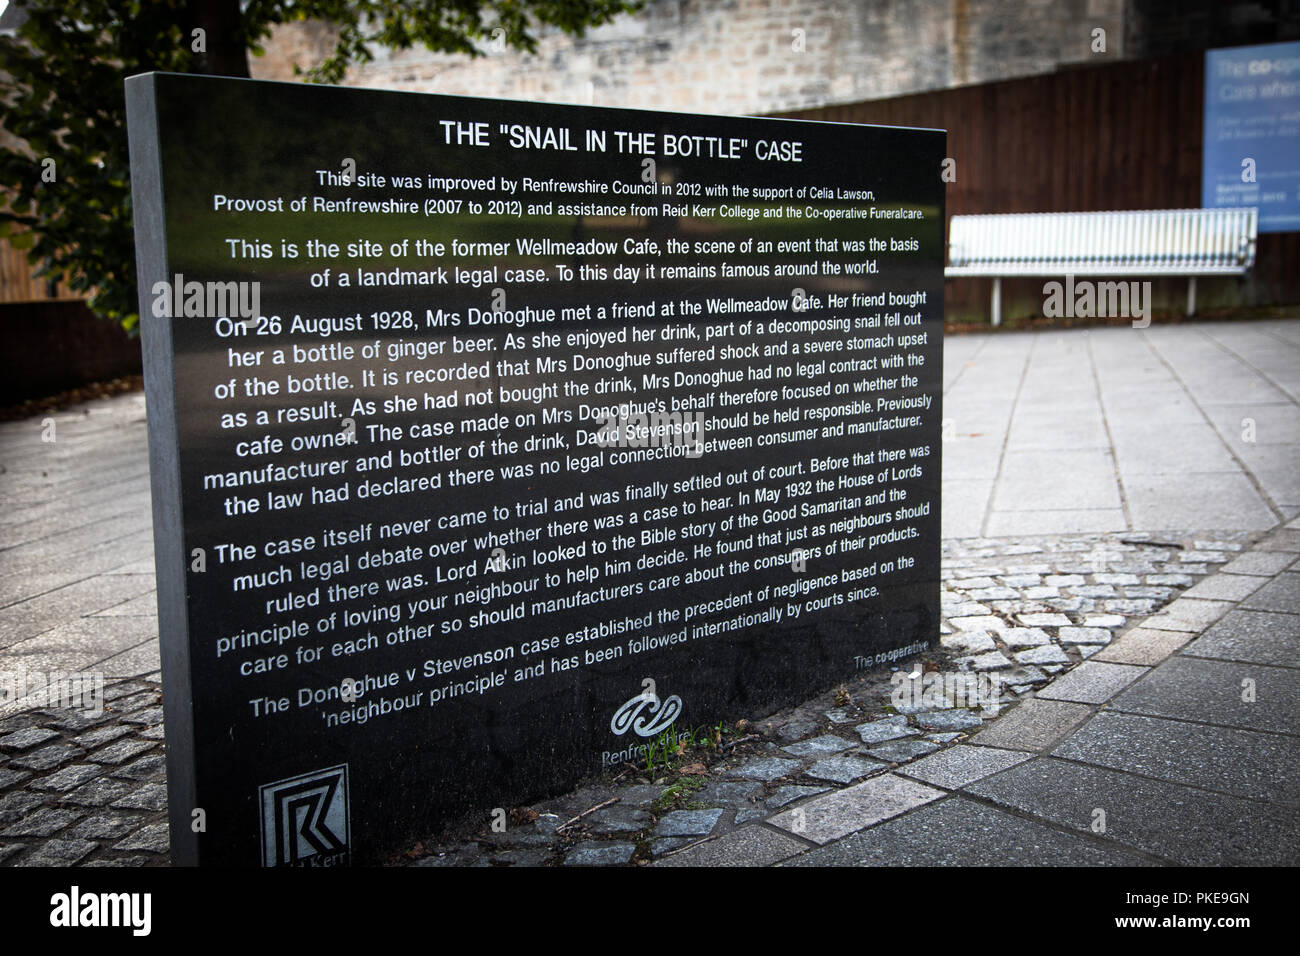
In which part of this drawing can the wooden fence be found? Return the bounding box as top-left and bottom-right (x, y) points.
(0, 238), (79, 302)
(781, 52), (1300, 320)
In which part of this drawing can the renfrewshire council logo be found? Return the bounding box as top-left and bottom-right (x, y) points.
(259, 765), (351, 866)
(603, 680), (685, 767)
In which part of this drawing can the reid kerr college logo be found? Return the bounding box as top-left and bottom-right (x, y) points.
(259, 765), (351, 866)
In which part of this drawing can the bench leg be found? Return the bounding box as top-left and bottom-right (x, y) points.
(1187, 277), (1197, 317)
(991, 277), (1001, 327)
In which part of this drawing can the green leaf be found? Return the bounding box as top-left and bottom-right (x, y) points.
(3, 0), (646, 335)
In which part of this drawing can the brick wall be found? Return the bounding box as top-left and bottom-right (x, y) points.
(252, 0), (1127, 115)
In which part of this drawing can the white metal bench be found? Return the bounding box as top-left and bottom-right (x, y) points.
(945, 208), (1258, 325)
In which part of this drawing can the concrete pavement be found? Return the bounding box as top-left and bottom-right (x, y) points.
(1, 319), (1294, 683)
(942, 320), (1298, 538)
(0, 318), (1297, 865)
(766, 523), (1300, 867)
(0, 393), (156, 695)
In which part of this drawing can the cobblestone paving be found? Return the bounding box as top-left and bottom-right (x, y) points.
(405, 530), (1254, 866)
(0, 525), (1274, 867)
(938, 532), (1254, 686)
(0, 529), (1258, 866)
(1, 320), (1296, 866)
(0, 679), (167, 866)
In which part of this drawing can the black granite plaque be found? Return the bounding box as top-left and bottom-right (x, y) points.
(126, 72), (944, 865)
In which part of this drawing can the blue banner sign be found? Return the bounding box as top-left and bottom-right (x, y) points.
(1203, 41), (1300, 233)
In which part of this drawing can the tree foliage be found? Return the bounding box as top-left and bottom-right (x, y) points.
(0, 0), (642, 331)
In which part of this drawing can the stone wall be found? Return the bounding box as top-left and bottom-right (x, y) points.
(252, 0), (1127, 115)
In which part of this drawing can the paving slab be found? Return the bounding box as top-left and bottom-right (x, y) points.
(986, 509), (1128, 536)
(780, 796), (1147, 867)
(1256, 529), (1300, 552)
(655, 825), (807, 867)
(940, 630), (998, 653)
(1238, 572), (1300, 615)
(768, 774), (944, 845)
(0, 575), (157, 652)
(916, 710), (984, 732)
(1109, 657), (1300, 735)
(1221, 551), (1297, 576)
(941, 480), (992, 538)
(990, 450), (1123, 512)
(2, 618), (156, 674)
(1000, 627), (1052, 648)
(96, 641), (162, 679)
(854, 716), (918, 745)
(1093, 627), (1198, 665)
(765, 785), (830, 810)
(563, 841), (635, 866)
(897, 744), (1033, 790)
(782, 735), (855, 758)
(1058, 626), (1112, 645)
(1109, 422), (1239, 476)
(654, 808), (723, 838)
(1054, 711), (1300, 804)
(1014, 645), (1072, 666)
(1182, 573), (1266, 602)
(1035, 661), (1149, 705)
(967, 698), (1095, 752)
(727, 756), (800, 782)
(588, 805), (653, 834)
(804, 754), (883, 784)
(14, 838), (98, 866)
(1122, 473), (1277, 532)
(1182, 610), (1300, 667)
(966, 757), (1299, 866)
(695, 781), (763, 806)
(1142, 597), (1236, 632)
(865, 739), (940, 763)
